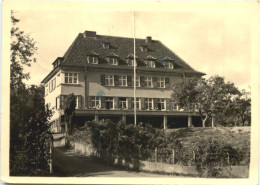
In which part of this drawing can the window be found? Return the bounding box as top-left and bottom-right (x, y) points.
(157, 99), (166, 110)
(105, 97), (114, 109)
(144, 77), (153, 87)
(144, 98), (153, 110)
(105, 75), (114, 86)
(127, 59), (134, 66)
(92, 97), (101, 108)
(167, 61), (174, 69)
(119, 76), (127, 86)
(65, 73), (78, 84)
(147, 60), (155, 68)
(88, 56), (98, 64)
(131, 98), (140, 110)
(49, 78), (56, 92)
(119, 97), (127, 109)
(157, 77), (165, 88)
(136, 76), (140, 87)
(109, 58), (118, 65)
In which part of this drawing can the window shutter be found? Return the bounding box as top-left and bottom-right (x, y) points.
(141, 98), (145, 110)
(101, 74), (105, 85)
(154, 98), (158, 110)
(101, 97), (105, 109)
(60, 95), (63, 109)
(78, 95), (82, 108)
(153, 77), (157, 88)
(166, 99), (170, 111)
(128, 97), (132, 109)
(165, 78), (170, 88)
(127, 76), (132, 87)
(56, 97), (58, 110)
(114, 75), (119, 86)
(114, 97), (118, 109)
(87, 96), (92, 109)
(140, 76), (145, 87)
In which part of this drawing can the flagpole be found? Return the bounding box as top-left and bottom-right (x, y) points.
(134, 11), (137, 126)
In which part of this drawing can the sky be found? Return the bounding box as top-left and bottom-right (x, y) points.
(14, 2), (257, 90)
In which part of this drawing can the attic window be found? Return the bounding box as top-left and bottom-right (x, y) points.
(87, 56), (98, 64)
(127, 58), (134, 66)
(102, 42), (110, 49)
(166, 61), (174, 69)
(140, 46), (148, 52)
(126, 54), (137, 66)
(145, 60), (156, 68)
(87, 51), (99, 64)
(109, 57), (118, 65)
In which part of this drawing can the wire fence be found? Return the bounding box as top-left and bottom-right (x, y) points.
(147, 147), (250, 167)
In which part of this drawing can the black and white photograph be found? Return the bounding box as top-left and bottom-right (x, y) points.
(1, 1), (259, 184)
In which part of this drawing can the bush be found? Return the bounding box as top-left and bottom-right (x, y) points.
(85, 120), (167, 170)
(194, 140), (245, 177)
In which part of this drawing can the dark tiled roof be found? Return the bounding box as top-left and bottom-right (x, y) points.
(60, 32), (205, 75)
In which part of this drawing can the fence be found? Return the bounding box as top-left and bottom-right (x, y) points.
(149, 147), (250, 167)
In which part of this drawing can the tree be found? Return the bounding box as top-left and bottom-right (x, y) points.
(225, 89), (251, 126)
(10, 12), (52, 175)
(63, 93), (76, 134)
(171, 76), (240, 127)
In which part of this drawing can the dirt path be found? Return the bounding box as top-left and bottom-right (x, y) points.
(52, 147), (177, 177)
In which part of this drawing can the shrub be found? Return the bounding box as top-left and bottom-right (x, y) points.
(85, 120), (167, 170)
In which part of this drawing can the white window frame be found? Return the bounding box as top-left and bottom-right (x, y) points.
(136, 76), (140, 87)
(158, 99), (166, 111)
(144, 77), (153, 87)
(110, 58), (118, 65)
(105, 97), (114, 109)
(128, 59), (134, 66)
(88, 56), (98, 64)
(157, 77), (165, 88)
(167, 61), (174, 69)
(147, 60), (155, 68)
(132, 98), (140, 110)
(92, 97), (101, 108)
(65, 72), (78, 84)
(119, 97), (128, 109)
(105, 75), (114, 86)
(119, 76), (127, 87)
(145, 98), (153, 110)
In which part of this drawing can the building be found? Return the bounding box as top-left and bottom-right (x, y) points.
(41, 31), (205, 133)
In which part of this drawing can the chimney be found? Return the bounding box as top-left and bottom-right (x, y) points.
(84, 31), (96, 38)
(146, 36), (152, 43)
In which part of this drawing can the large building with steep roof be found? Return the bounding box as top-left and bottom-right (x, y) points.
(42, 31), (205, 132)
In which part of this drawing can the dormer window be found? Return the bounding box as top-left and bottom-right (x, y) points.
(127, 59), (134, 66)
(87, 56), (98, 64)
(110, 58), (118, 65)
(145, 55), (157, 68)
(147, 60), (155, 68)
(167, 61), (174, 69)
(126, 54), (137, 66)
(163, 57), (175, 69)
(107, 53), (119, 65)
(102, 42), (110, 49)
(140, 46), (148, 52)
(87, 51), (99, 64)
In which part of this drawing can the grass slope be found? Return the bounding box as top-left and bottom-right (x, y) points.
(166, 127), (250, 165)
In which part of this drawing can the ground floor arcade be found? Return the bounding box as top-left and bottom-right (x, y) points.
(50, 109), (215, 133)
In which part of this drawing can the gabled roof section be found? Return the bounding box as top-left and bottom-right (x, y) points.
(59, 31), (205, 75)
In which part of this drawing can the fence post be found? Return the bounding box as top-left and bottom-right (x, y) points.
(227, 152), (230, 165)
(172, 149), (175, 164)
(155, 147), (157, 163)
